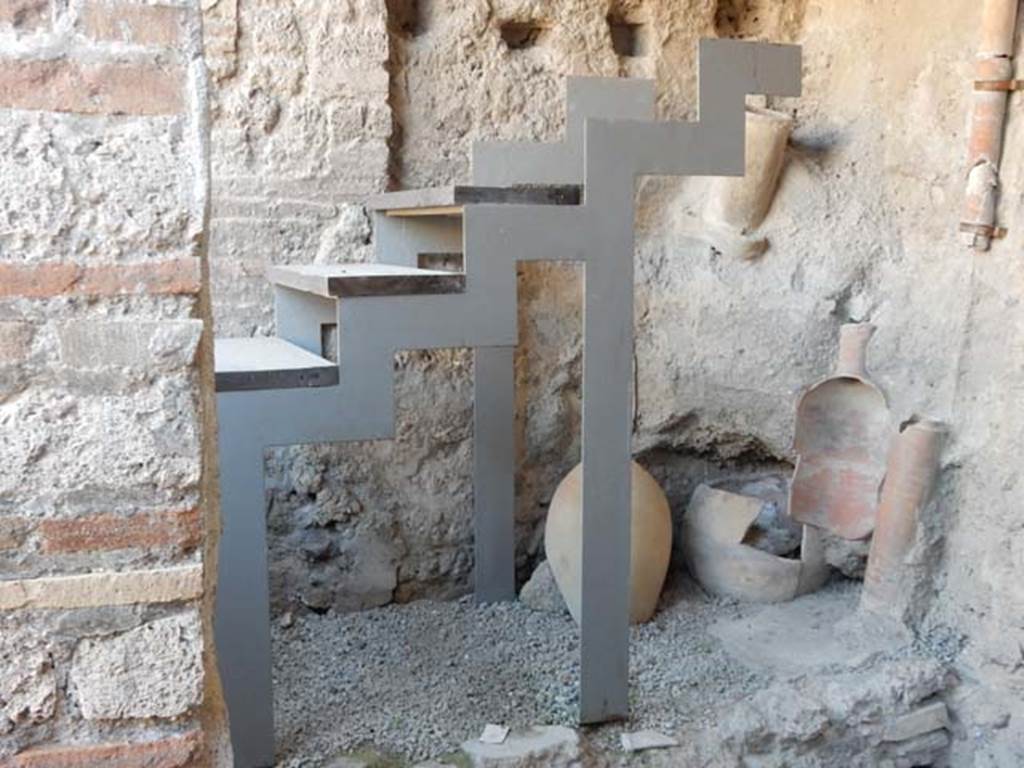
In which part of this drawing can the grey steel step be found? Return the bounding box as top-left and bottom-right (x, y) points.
(214, 337), (338, 392)
(267, 263), (465, 299)
(367, 184), (581, 217)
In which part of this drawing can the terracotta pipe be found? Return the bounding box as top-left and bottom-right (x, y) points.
(703, 107), (793, 259)
(960, 0), (1019, 250)
(835, 322), (875, 379)
(860, 419), (946, 620)
(705, 107), (793, 233)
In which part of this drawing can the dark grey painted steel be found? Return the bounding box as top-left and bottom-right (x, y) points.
(267, 263), (465, 298)
(214, 337), (338, 392)
(213, 39), (802, 763)
(367, 184), (581, 211)
(471, 345), (516, 602)
(214, 437), (274, 767)
(469, 39), (802, 722)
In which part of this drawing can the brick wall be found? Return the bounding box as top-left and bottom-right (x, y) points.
(204, 0), (390, 337)
(0, 0), (229, 764)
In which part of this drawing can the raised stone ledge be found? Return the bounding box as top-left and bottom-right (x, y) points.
(0, 564), (202, 610)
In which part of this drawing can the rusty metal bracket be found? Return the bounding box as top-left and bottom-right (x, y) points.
(959, 221), (1008, 239)
(974, 78), (1024, 91)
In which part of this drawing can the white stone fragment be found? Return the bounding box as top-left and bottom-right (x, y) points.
(0, 642), (56, 731)
(462, 725), (579, 767)
(70, 611), (204, 720)
(620, 730), (679, 752)
(480, 723), (510, 744)
(882, 701), (950, 742)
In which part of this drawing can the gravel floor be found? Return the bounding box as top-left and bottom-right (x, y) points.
(269, 573), (829, 766)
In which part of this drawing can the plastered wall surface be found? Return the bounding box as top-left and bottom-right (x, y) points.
(0, 0), (230, 764)
(204, 0), (1023, 762)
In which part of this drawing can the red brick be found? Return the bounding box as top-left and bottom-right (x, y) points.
(80, 1), (185, 48)
(39, 508), (200, 554)
(0, 259), (201, 298)
(0, 262), (78, 296)
(0, 57), (183, 116)
(0, 0), (49, 31)
(10, 731), (201, 768)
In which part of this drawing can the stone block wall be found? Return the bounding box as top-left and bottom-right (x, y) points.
(0, 1), (229, 765)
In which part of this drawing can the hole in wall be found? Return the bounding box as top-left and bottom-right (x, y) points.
(714, 0), (764, 38)
(321, 324), (338, 363)
(417, 252), (464, 272)
(607, 15), (648, 58)
(385, 0), (428, 38)
(500, 20), (548, 50)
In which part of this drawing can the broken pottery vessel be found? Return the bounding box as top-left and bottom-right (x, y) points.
(544, 461), (671, 624)
(861, 419), (946, 621)
(790, 323), (892, 540)
(682, 484), (828, 602)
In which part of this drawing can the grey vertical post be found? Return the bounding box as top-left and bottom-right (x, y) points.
(214, 421), (275, 767)
(578, 138), (637, 722)
(472, 345), (517, 601)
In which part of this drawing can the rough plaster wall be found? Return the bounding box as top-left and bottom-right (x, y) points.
(0, 0), (229, 764)
(207, 1), (1023, 760)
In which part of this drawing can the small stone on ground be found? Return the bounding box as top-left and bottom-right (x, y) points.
(517, 560), (566, 615)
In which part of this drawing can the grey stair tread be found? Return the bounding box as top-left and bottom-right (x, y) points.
(268, 263), (465, 299)
(366, 184), (581, 213)
(214, 337), (338, 392)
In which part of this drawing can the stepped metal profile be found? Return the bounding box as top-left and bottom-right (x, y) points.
(213, 39), (802, 767)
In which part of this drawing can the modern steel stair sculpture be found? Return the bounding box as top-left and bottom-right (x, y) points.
(213, 39), (801, 767)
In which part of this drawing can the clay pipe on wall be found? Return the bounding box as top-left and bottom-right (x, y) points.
(703, 107), (793, 259)
(959, 0), (1020, 250)
(860, 419), (947, 621)
(835, 322), (876, 379)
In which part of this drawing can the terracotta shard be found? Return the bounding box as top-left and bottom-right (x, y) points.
(790, 324), (891, 540)
(682, 485), (828, 603)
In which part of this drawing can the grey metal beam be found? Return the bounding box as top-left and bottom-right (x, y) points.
(472, 345), (516, 602)
(214, 436), (275, 767)
(268, 263), (466, 298)
(367, 184), (581, 211)
(214, 337), (338, 392)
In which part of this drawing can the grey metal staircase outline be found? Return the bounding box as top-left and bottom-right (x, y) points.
(213, 39), (801, 767)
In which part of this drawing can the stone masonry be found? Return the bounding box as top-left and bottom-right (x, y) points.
(1, 1), (1021, 766)
(0, 1), (230, 765)
(204, 0), (1024, 763)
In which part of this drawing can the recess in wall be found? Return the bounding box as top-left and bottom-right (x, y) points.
(714, 0), (764, 38)
(386, 0), (427, 38)
(417, 252), (464, 272)
(500, 20), (548, 50)
(607, 15), (648, 58)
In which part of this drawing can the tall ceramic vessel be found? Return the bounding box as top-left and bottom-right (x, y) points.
(861, 419), (946, 620)
(545, 461), (672, 625)
(790, 324), (891, 540)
